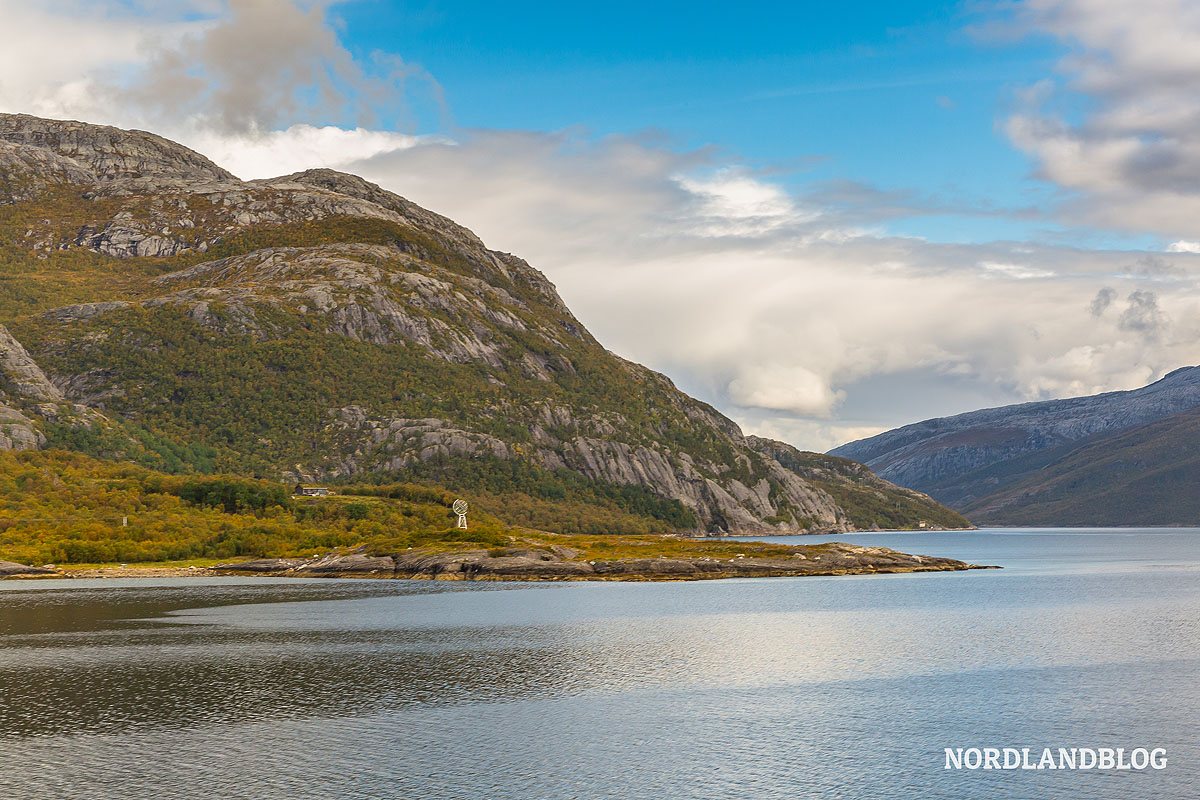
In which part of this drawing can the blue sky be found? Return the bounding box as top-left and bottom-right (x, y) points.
(332, 0), (1123, 247)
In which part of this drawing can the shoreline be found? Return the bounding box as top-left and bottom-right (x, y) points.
(1, 542), (998, 582)
(1, 565), (995, 582)
(693, 526), (979, 540)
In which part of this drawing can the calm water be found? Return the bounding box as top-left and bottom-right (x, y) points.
(2, 528), (1199, 799)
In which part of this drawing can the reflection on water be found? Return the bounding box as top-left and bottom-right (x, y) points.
(2, 529), (1200, 799)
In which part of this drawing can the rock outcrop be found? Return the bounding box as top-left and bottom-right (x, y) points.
(0, 405), (43, 451)
(0, 324), (65, 451)
(0, 322), (109, 451)
(0, 324), (63, 402)
(0, 113), (236, 187)
(0, 140), (95, 203)
(0, 560), (56, 577)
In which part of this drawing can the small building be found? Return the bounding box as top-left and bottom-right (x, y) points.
(295, 485), (331, 497)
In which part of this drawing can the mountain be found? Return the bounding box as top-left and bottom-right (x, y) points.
(0, 113), (969, 535)
(956, 405), (1200, 525)
(830, 367), (1200, 525)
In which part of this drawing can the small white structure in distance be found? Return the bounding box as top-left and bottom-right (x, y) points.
(453, 499), (468, 529)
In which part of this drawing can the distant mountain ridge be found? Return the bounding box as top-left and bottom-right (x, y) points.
(954, 405), (1200, 525)
(831, 367), (1200, 525)
(0, 113), (969, 535)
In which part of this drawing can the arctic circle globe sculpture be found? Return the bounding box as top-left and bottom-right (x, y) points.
(453, 499), (468, 529)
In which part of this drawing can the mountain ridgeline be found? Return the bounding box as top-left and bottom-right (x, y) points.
(831, 367), (1200, 525)
(0, 113), (968, 535)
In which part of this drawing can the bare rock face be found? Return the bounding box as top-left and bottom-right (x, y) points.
(41, 302), (134, 324)
(0, 325), (63, 403)
(263, 169), (495, 263)
(320, 411), (513, 477)
(301, 400), (854, 532)
(141, 244), (522, 363)
(0, 405), (43, 451)
(0, 324), (105, 452)
(0, 113), (235, 185)
(63, 181), (403, 258)
(0, 141), (95, 203)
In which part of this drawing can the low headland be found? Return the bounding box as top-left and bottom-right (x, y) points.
(0, 451), (993, 583)
(1, 534), (995, 582)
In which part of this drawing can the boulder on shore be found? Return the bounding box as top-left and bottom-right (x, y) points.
(0, 560), (57, 577)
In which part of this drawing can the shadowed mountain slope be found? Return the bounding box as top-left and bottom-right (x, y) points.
(959, 405), (1200, 526)
(831, 367), (1200, 525)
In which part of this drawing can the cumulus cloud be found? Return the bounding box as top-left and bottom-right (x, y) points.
(727, 365), (846, 417)
(995, 0), (1200, 237)
(0, 0), (442, 144)
(120, 0), (442, 134)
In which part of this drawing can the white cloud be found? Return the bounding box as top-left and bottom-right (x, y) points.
(184, 125), (428, 180)
(676, 169), (819, 237)
(0, 0), (440, 139)
(1167, 240), (1200, 253)
(0, 1), (198, 121)
(727, 364), (846, 417)
(980, 262), (1056, 280)
(997, 0), (1200, 237)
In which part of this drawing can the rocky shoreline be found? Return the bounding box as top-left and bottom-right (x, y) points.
(1, 544), (996, 582)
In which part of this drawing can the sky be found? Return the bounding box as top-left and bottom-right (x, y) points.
(4, 0), (1200, 451)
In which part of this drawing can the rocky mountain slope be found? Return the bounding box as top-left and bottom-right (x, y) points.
(0, 113), (969, 534)
(831, 366), (1200, 523)
(959, 405), (1200, 525)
